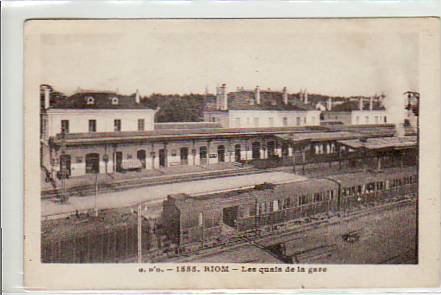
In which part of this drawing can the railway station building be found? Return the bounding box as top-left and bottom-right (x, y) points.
(40, 84), (413, 179)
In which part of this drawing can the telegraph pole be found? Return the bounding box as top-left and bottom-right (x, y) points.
(137, 203), (143, 263)
(94, 172), (99, 217)
(59, 129), (67, 203)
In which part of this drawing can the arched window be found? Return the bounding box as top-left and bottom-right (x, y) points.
(86, 96), (95, 105)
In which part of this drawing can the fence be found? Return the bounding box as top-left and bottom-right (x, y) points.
(42, 222), (154, 263)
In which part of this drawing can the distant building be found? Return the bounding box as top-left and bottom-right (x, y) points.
(203, 85), (321, 128)
(322, 96), (387, 125)
(404, 91), (419, 129)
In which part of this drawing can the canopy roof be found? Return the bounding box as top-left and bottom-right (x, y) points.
(338, 136), (417, 151)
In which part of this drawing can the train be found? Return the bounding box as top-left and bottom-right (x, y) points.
(161, 166), (418, 248)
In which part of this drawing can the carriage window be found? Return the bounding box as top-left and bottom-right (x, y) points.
(250, 205), (256, 217)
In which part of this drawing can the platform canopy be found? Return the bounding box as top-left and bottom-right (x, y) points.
(338, 136), (417, 152)
(275, 131), (363, 145)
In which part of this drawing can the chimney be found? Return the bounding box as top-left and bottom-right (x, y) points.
(304, 89), (308, 104)
(221, 83), (228, 110)
(135, 89), (140, 104)
(327, 97), (332, 111)
(255, 86), (261, 105)
(369, 96), (374, 111)
(282, 87), (288, 105)
(216, 86), (220, 109)
(43, 86), (50, 109)
(359, 97), (363, 110)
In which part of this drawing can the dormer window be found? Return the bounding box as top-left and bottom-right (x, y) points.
(86, 96), (95, 105)
(111, 97), (119, 105)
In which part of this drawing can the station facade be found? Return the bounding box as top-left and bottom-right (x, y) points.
(40, 84), (406, 178)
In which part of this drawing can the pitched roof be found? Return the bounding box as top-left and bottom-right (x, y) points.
(49, 91), (151, 109)
(330, 100), (385, 112)
(205, 90), (315, 111)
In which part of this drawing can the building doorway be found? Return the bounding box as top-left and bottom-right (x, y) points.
(252, 142), (261, 159)
(217, 145), (225, 162)
(223, 206), (239, 228)
(85, 153), (100, 174)
(180, 147), (188, 165)
(115, 152), (123, 172)
(199, 146), (208, 165)
(137, 150), (146, 169)
(282, 143), (289, 158)
(267, 141), (275, 158)
(159, 149), (166, 167)
(234, 144), (241, 162)
(59, 154), (71, 177)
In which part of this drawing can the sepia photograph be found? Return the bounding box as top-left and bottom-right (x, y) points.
(23, 18), (440, 289)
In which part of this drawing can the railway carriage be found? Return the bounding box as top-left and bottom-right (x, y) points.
(329, 167), (418, 210)
(162, 167), (418, 248)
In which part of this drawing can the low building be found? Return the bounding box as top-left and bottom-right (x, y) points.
(203, 85), (321, 128)
(323, 96), (387, 125)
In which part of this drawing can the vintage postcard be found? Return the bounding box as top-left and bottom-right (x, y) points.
(24, 18), (440, 290)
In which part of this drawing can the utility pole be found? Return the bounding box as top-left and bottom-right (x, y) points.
(59, 129), (67, 203)
(137, 203), (142, 263)
(94, 172), (99, 217)
(291, 143), (296, 173)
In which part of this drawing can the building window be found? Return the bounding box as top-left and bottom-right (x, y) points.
(86, 96), (95, 105)
(61, 120), (69, 134)
(268, 117), (274, 127)
(89, 120), (96, 132)
(114, 119), (121, 132)
(235, 118), (241, 128)
(304, 117), (307, 125)
(384, 116), (387, 123)
(138, 119), (145, 131)
(253, 117), (259, 127)
(283, 117), (288, 127)
(375, 116), (379, 124)
(111, 97), (119, 105)
(296, 117), (301, 126)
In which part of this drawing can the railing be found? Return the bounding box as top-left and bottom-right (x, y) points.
(41, 223), (153, 263)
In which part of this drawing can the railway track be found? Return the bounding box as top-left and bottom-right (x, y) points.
(160, 197), (417, 263)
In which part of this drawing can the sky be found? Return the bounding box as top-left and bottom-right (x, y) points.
(36, 19), (421, 123)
